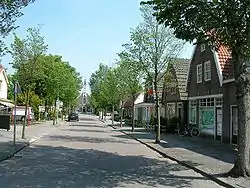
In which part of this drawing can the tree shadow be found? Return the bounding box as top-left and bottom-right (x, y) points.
(44, 135), (136, 144)
(0, 144), (208, 188)
(62, 129), (107, 133)
(69, 124), (106, 128)
(113, 129), (235, 164)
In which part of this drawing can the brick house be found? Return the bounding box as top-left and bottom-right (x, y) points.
(186, 43), (234, 141)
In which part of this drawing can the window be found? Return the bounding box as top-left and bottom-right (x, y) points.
(201, 44), (206, 52)
(197, 64), (202, 83)
(189, 100), (196, 124)
(0, 80), (2, 90)
(199, 98), (214, 107)
(167, 103), (175, 119)
(204, 61), (211, 81)
(216, 98), (223, 106)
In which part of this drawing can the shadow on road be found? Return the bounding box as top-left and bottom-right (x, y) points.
(62, 129), (107, 133)
(0, 144), (207, 187)
(111, 129), (235, 164)
(44, 135), (136, 144)
(69, 124), (106, 128)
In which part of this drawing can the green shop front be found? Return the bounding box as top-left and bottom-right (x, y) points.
(188, 95), (223, 141)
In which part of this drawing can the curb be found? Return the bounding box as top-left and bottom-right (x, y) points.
(0, 121), (65, 163)
(103, 121), (236, 188)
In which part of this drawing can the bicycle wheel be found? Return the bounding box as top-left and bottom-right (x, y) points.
(178, 129), (186, 137)
(191, 127), (200, 137)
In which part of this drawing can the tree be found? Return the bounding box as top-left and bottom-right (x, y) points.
(122, 5), (184, 142)
(100, 68), (120, 125)
(116, 52), (143, 131)
(0, 0), (35, 55)
(142, 0), (250, 177)
(89, 63), (109, 117)
(10, 26), (47, 138)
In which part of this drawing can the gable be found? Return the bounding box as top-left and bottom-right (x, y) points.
(185, 43), (230, 91)
(0, 65), (9, 85)
(163, 59), (189, 101)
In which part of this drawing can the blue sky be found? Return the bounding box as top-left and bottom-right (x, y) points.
(2, 0), (193, 92)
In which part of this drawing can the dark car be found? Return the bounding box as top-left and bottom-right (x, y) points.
(68, 112), (79, 121)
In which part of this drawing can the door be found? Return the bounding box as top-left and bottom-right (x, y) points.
(215, 108), (222, 141)
(231, 106), (238, 144)
(177, 103), (183, 122)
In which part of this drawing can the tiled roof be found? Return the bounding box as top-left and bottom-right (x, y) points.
(172, 59), (190, 100)
(215, 46), (234, 80)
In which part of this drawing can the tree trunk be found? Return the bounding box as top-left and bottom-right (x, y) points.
(22, 91), (30, 139)
(132, 95), (135, 132)
(227, 49), (250, 177)
(101, 109), (104, 120)
(112, 105), (114, 125)
(104, 107), (107, 121)
(154, 80), (161, 143)
(53, 99), (56, 125)
(120, 101), (124, 127)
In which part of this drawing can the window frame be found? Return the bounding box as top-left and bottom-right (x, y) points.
(188, 100), (197, 124)
(196, 64), (202, 83)
(204, 61), (211, 81)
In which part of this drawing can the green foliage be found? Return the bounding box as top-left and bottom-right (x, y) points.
(0, 0), (35, 55)
(116, 52), (143, 98)
(122, 4), (185, 84)
(9, 28), (82, 120)
(10, 26), (48, 92)
(141, 0), (250, 54)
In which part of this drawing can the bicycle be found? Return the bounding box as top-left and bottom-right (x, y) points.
(178, 123), (200, 138)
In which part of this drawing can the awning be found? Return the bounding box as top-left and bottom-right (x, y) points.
(0, 101), (15, 108)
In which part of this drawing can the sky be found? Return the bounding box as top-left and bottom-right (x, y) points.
(2, 0), (193, 93)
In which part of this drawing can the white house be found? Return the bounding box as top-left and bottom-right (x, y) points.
(0, 64), (8, 99)
(0, 64), (14, 109)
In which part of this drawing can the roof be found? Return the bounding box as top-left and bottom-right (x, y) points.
(122, 93), (141, 108)
(172, 59), (190, 99)
(165, 58), (190, 100)
(214, 45), (233, 80)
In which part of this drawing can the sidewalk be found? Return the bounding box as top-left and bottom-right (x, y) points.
(100, 119), (250, 188)
(0, 120), (66, 162)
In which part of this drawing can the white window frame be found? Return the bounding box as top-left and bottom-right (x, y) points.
(204, 61), (211, 81)
(197, 64), (202, 83)
(201, 44), (206, 52)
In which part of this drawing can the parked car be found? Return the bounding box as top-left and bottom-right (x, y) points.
(68, 112), (79, 121)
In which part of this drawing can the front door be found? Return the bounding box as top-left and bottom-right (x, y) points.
(215, 108), (222, 141)
(231, 106), (238, 144)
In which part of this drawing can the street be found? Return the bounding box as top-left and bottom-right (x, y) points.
(0, 114), (223, 188)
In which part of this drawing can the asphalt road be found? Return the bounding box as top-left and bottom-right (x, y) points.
(0, 114), (223, 188)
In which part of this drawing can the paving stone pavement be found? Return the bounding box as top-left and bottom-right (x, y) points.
(0, 120), (66, 162)
(100, 119), (250, 188)
(0, 114), (225, 187)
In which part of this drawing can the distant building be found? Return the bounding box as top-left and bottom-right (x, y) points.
(78, 91), (90, 112)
